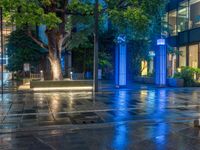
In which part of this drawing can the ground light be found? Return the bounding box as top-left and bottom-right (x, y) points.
(32, 86), (93, 91)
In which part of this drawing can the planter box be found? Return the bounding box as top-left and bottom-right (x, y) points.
(167, 78), (184, 87)
(133, 76), (155, 84)
(134, 76), (184, 87)
(30, 80), (93, 91)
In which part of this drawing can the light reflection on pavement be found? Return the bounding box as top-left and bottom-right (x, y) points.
(0, 86), (200, 149)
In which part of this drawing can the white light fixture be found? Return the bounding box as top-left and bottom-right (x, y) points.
(157, 39), (166, 46)
(32, 86), (93, 91)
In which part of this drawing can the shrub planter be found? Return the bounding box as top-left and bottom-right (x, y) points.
(167, 78), (184, 87)
(30, 80), (93, 91)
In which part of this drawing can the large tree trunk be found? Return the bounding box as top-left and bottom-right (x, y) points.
(46, 29), (63, 81)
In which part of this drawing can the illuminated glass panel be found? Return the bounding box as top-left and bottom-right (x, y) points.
(141, 61), (148, 76)
(115, 37), (127, 87)
(179, 46), (187, 67)
(161, 13), (168, 37)
(189, 44), (198, 68)
(155, 45), (167, 86)
(119, 44), (126, 86)
(168, 52), (177, 77)
(169, 10), (177, 36)
(178, 0), (189, 32)
(189, 0), (200, 29)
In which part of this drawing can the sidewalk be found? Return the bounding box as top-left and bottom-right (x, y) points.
(1, 86), (200, 133)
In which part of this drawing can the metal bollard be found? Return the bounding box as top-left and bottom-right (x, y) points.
(40, 70), (44, 81)
(194, 119), (200, 128)
(70, 72), (73, 80)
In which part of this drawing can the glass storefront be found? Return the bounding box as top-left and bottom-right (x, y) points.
(189, 44), (199, 68)
(169, 10), (177, 35)
(162, 13), (168, 37)
(166, 0), (200, 33)
(189, 0), (200, 29)
(178, 0), (189, 32)
(167, 1), (200, 71)
(168, 53), (177, 77)
(179, 46), (187, 67)
(0, 14), (15, 72)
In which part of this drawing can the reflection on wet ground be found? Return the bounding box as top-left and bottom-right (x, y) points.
(1, 85), (200, 149)
(0, 121), (199, 149)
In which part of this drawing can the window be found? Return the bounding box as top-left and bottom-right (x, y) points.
(179, 46), (187, 67)
(141, 61), (148, 76)
(178, 1), (189, 32)
(169, 10), (177, 36)
(189, 44), (198, 68)
(162, 13), (168, 37)
(168, 52), (177, 77)
(189, 0), (200, 29)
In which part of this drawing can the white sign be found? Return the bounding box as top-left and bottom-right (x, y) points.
(157, 39), (165, 46)
(149, 51), (155, 57)
(24, 63), (30, 72)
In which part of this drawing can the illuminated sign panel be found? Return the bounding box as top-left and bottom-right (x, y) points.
(157, 39), (166, 46)
(115, 35), (127, 87)
(155, 39), (167, 86)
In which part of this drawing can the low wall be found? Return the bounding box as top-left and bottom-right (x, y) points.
(30, 80), (93, 91)
(167, 78), (184, 87)
(133, 76), (184, 87)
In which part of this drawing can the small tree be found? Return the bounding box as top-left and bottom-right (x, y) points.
(6, 28), (44, 72)
(1, 0), (94, 80)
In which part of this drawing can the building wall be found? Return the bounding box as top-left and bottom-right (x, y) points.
(167, 0), (200, 71)
(0, 13), (15, 73)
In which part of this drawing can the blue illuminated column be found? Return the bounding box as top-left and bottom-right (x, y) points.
(155, 39), (167, 87)
(115, 36), (127, 87)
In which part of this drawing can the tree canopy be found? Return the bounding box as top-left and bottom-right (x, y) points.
(1, 0), (167, 79)
(6, 28), (44, 72)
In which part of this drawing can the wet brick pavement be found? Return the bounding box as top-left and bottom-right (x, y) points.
(1, 85), (200, 149)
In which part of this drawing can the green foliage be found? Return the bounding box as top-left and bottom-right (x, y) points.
(99, 51), (112, 69)
(1, 0), (168, 79)
(1, 0), (62, 29)
(6, 27), (44, 72)
(106, 0), (167, 40)
(70, 28), (113, 79)
(105, 0), (168, 75)
(0, 0), (96, 29)
(65, 15), (94, 50)
(174, 67), (195, 86)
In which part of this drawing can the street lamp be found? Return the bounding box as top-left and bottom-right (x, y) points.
(0, 7), (3, 95)
(93, 0), (99, 92)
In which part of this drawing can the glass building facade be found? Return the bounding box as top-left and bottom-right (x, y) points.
(166, 0), (200, 76)
(168, 0), (200, 35)
(0, 11), (15, 72)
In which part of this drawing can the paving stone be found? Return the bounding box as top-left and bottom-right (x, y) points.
(1, 84), (200, 149)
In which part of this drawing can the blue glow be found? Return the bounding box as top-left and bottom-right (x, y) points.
(115, 36), (127, 87)
(157, 39), (165, 45)
(117, 36), (126, 43)
(146, 90), (168, 149)
(113, 91), (129, 149)
(119, 44), (126, 86)
(155, 43), (167, 86)
(61, 55), (65, 72)
(154, 123), (168, 146)
(148, 51), (155, 57)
